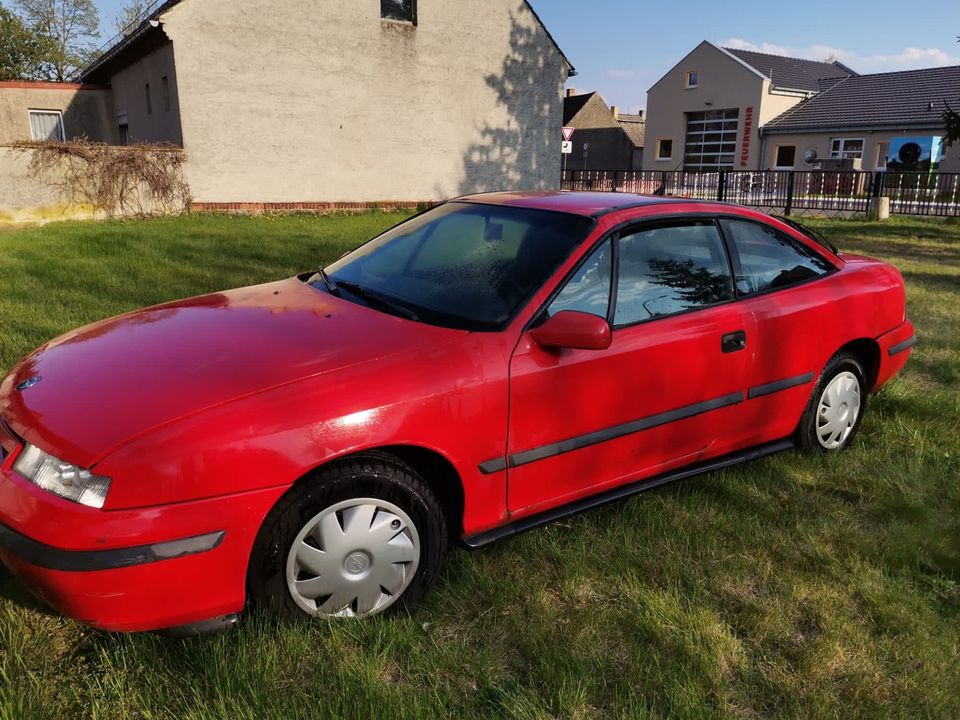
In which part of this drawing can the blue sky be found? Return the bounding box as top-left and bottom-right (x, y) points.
(91, 0), (960, 112)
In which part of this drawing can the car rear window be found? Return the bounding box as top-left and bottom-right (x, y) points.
(722, 219), (835, 296)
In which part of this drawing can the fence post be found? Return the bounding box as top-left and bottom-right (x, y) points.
(717, 170), (726, 202)
(785, 171), (795, 216)
(872, 171), (884, 198)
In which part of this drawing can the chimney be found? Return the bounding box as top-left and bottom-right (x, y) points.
(565, 88), (576, 97)
(611, 105), (619, 120)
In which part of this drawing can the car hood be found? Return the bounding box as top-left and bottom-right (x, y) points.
(0, 277), (464, 467)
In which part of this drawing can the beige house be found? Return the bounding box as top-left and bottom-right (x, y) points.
(760, 66), (960, 173)
(0, 81), (118, 219)
(2, 0), (573, 215)
(643, 41), (853, 172)
(0, 81), (116, 144)
(643, 41), (959, 173)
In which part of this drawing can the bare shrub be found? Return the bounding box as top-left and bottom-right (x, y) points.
(11, 138), (191, 217)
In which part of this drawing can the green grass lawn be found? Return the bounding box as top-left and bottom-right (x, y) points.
(1, 213), (958, 719)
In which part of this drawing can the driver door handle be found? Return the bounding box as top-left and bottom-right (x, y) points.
(721, 330), (747, 353)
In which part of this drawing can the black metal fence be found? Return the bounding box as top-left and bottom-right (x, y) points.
(560, 169), (960, 217)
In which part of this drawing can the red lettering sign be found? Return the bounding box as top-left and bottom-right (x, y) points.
(740, 106), (754, 167)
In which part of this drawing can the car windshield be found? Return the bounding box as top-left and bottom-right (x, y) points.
(317, 202), (594, 330)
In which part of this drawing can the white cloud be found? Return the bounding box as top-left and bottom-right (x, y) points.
(720, 37), (960, 73)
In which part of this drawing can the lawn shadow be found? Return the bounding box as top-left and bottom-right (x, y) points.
(0, 563), (58, 617)
(900, 270), (960, 295)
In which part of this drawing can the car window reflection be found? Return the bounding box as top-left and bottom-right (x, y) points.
(615, 223), (734, 325)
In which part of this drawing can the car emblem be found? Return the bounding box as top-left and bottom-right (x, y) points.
(15, 376), (41, 391)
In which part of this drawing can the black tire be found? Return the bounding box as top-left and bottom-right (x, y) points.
(247, 453), (447, 620)
(795, 351), (867, 452)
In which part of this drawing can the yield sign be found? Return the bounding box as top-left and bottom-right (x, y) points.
(561, 126), (575, 142)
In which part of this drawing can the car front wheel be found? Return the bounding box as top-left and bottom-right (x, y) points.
(796, 351), (866, 452)
(248, 454), (447, 620)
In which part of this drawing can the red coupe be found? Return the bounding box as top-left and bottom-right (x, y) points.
(0, 192), (914, 633)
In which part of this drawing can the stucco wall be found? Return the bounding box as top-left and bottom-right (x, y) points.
(0, 147), (96, 222)
(761, 129), (960, 173)
(757, 85), (805, 128)
(156, 0), (568, 202)
(109, 42), (183, 145)
(0, 83), (116, 144)
(643, 43), (766, 171)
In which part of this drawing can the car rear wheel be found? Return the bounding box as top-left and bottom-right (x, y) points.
(796, 352), (866, 452)
(248, 454), (447, 620)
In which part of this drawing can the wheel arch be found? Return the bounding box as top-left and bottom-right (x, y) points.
(285, 444), (466, 540)
(836, 338), (881, 391)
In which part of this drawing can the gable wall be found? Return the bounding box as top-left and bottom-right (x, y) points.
(158, 0), (570, 202)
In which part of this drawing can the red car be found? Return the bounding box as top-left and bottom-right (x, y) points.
(0, 192), (914, 633)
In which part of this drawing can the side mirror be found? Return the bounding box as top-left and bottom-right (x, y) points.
(529, 310), (612, 351)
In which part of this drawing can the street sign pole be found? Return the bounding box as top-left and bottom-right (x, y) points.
(561, 127), (575, 186)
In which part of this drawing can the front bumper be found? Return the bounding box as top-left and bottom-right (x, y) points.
(0, 438), (286, 632)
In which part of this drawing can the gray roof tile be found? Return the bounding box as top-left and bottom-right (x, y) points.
(563, 92), (595, 125)
(725, 48), (855, 92)
(617, 116), (645, 147)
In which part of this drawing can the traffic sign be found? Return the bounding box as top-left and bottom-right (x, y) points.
(561, 140), (573, 154)
(561, 126), (575, 142)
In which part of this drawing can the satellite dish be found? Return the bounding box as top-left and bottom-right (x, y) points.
(802, 148), (818, 165)
(898, 142), (921, 164)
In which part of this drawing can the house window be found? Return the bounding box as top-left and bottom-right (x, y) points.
(145, 83), (152, 114)
(117, 112), (129, 145)
(656, 138), (673, 161)
(683, 108), (739, 170)
(28, 110), (64, 141)
(830, 138), (864, 160)
(381, 0), (415, 22)
(161, 76), (171, 111)
(775, 145), (796, 169)
(684, 70), (699, 89)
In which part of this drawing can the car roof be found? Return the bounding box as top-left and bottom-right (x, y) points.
(454, 191), (702, 218)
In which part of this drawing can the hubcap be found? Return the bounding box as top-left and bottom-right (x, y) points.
(816, 371), (861, 449)
(285, 498), (420, 617)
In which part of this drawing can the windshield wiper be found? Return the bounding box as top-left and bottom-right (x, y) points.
(334, 280), (421, 322)
(312, 267), (341, 296)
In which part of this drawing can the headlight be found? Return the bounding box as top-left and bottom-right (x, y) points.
(12, 444), (111, 509)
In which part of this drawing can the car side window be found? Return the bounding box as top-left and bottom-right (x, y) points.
(614, 222), (734, 326)
(721, 219), (834, 296)
(546, 239), (612, 319)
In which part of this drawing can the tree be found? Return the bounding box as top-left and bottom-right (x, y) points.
(944, 37), (960, 149)
(113, 0), (151, 37)
(13, 0), (99, 81)
(0, 3), (53, 79)
(945, 104), (960, 149)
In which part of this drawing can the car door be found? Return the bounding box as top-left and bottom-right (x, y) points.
(718, 217), (840, 447)
(506, 218), (757, 516)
